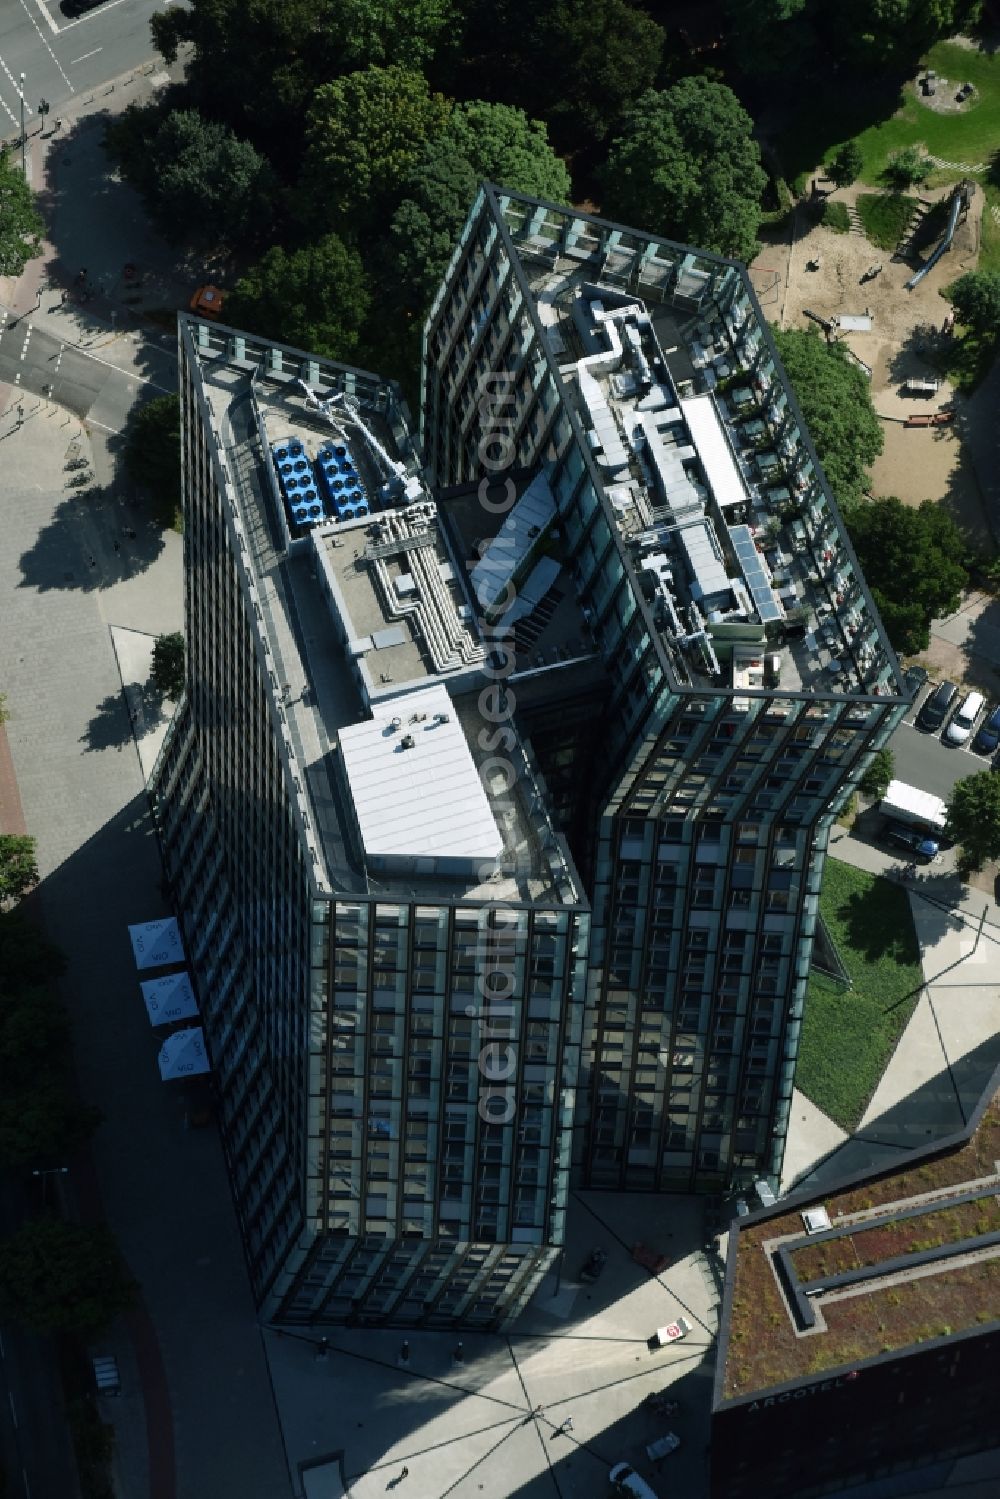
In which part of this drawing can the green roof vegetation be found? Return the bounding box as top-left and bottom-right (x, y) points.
(722, 1099), (1000, 1400)
(795, 860), (923, 1131)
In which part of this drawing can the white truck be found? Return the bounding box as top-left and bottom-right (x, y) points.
(880, 780), (948, 834)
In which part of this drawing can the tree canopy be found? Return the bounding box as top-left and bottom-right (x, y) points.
(859, 746), (894, 801)
(772, 329), (884, 509)
(124, 395), (181, 531)
(846, 497), (968, 654)
(106, 107), (274, 248)
(150, 633), (186, 700)
(226, 235), (370, 360)
(947, 771), (1000, 871)
(0, 836), (38, 907)
(301, 67), (451, 229)
(828, 141), (864, 189)
(390, 102), (569, 308)
(0, 911), (64, 993)
(0, 1218), (136, 1334)
(0, 152), (44, 277)
(151, 0), (456, 165)
(947, 271), (1000, 337)
(600, 79), (768, 264)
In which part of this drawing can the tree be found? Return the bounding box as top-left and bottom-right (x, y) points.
(300, 67), (451, 230)
(772, 329), (884, 509)
(0, 988), (70, 1088)
(0, 151), (44, 276)
(0, 912), (65, 994)
(106, 108), (275, 248)
(600, 79), (768, 265)
(150, 634), (185, 700)
(723, 0), (813, 80)
(828, 141), (864, 189)
(846, 497), (968, 654)
(449, 0), (663, 150)
(151, 0), (455, 170)
(0, 1085), (101, 1171)
(389, 102), (570, 309)
(859, 746), (894, 801)
(226, 235), (370, 361)
(0, 837), (38, 907)
(124, 395), (181, 531)
(947, 271), (1000, 337)
(0, 1218), (136, 1334)
(884, 146), (931, 191)
(946, 771), (1000, 872)
(832, 0), (982, 69)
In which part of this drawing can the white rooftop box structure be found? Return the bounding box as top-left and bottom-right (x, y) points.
(338, 684), (503, 877)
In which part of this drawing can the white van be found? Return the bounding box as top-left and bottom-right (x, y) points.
(609, 1464), (661, 1499)
(945, 690), (985, 745)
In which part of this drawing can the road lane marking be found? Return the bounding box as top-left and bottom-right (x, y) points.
(18, 0), (74, 91)
(70, 48), (103, 65)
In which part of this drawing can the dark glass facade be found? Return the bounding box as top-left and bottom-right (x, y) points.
(420, 187), (907, 1193)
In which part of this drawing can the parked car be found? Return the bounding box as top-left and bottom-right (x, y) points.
(609, 1463), (661, 1499)
(881, 821), (939, 862)
(645, 1432), (681, 1462)
(61, 0), (108, 14)
(972, 703), (1000, 756)
(917, 679), (957, 732)
(902, 664), (929, 703)
(944, 690), (985, 745)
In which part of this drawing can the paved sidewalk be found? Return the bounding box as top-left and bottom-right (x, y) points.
(265, 1192), (719, 1499)
(0, 392), (289, 1499)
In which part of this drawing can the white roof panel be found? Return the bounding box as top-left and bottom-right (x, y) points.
(338, 684), (502, 867)
(680, 393), (748, 512)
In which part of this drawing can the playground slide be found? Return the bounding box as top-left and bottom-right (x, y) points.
(905, 186), (966, 289)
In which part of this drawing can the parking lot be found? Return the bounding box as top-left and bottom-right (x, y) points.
(889, 679), (998, 804)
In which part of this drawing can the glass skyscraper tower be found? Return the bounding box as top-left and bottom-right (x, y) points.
(151, 190), (906, 1327)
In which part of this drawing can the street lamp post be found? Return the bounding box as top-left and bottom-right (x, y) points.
(32, 1166), (69, 1206)
(19, 74), (26, 179)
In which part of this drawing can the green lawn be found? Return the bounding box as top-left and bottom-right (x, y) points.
(822, 200), (851, 233)
(796, 859), (923, 1131)
(777, 42), (1000, 263)
(856, 191), (917, 249)
(847, 43), (1000, 184)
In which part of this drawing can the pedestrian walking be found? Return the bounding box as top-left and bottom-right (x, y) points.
(113, 541), (120, 554)
(61, 288), (68, 305)
(560, 1416), (573, 1434)
(399, 1467), (409, 1480)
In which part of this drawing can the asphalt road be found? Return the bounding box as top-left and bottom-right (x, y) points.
(0, 312), (174, 434)
(0, 0), (172, 145)
(889, 683), (998, 802)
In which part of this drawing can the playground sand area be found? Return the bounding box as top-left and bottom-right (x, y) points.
(751, 181), (990, 538)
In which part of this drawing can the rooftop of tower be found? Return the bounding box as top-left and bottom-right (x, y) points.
(181, 316), (583, 910)
(439, 186), (909, 712)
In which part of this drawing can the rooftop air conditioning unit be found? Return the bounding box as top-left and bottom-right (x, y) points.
(389, 717), (402, 730)
(802, 1207), (832, 1235)
(434, 712), (450, 724)
(400, 735), (416, 750)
